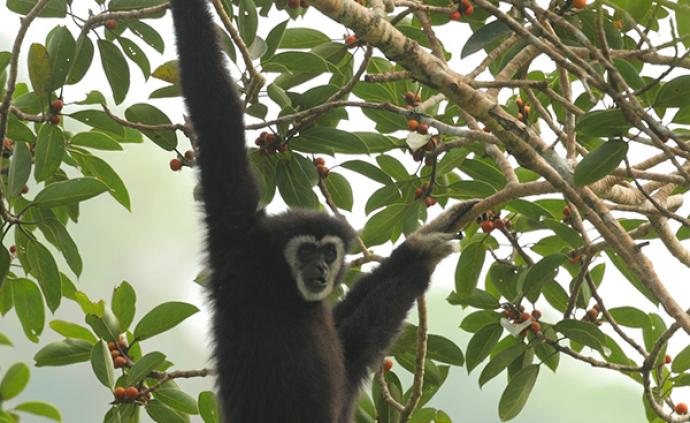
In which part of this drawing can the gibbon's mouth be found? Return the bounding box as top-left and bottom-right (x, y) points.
(305, 277), (328, 292)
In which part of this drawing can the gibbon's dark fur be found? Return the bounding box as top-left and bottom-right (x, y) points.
(171, 1), (475, 421)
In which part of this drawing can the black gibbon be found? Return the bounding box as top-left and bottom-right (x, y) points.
(170, 1), (476, 421)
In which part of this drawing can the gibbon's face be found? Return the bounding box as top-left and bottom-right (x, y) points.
(284, 235), (346, 301)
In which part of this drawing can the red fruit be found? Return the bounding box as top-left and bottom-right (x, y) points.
(448, 10), (461, 20)
(675, 403), (688, 415)
(412, 149), (424, 162)
(531, 309), (542, 320)
(117, 336), (128, 349)
(383, 358), (394, 372)
(493, 219), (505, 230)
(114, 356), (127, 368)
(417, 123), (429, 135)
(516, 98), (524, 108)
(480, 220), (494, 233)
(563, 206), (571, 216)
(665, 354), (673, 364)
(519, 312), (532, 323)
(517, 112), (524, 121)
(317, 165), (330, 178)
(265, 133), (277, 144)
(424, 197), (437, 207)
(125, 386), (139, 399)
(8, 245), (16, 255)
(51, 99), (64, 113)
(184, 150), (195, 161)
(114, 387), (126, 399)
(586, 308), (599, 320)
(344, 35), (358, 48)
(169, 158), (183, 171)
(573, 0), (586, 8)
(105, 19), (118, 30)
(463, 4), (473, 16)
(111, 350), (121, 359)
(523, 104), (531, 114)
(415, 187), (424, 199)
(3, 138), (12, 149)
(259, 131), (269, 140)
(407, 119), (419, 132)
(613, 19), (623, 30)
(404, 92), (417, 105)
(530, 321), (541, 333)
(254, 138), (263, 146)
(50, 115), (61, 125)
(314, 157), (326, 166)
(568, 255), (581, 265)
(288, 0), (300, 8)
(20, 185), (28, 194)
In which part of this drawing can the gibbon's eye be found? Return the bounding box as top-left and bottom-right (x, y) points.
(298, 243), (318, 262)
(323, 243), (338, 263)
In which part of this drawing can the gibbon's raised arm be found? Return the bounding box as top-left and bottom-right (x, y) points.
(170, 0), (260, 259)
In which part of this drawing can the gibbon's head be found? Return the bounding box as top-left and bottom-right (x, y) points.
(265, 210), (356, 302)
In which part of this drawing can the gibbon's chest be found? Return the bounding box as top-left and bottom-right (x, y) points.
(214, 300), (347, 422)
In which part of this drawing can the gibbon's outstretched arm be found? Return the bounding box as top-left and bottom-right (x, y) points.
(170, 0), (260, 263)
(334, 201), (478, 389)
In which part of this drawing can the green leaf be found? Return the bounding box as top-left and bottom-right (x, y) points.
(263, 20), (288, 61)
(523, 254), (567, 302)
(124, 104), (177, 151)
(7, 141), (32, 199)
(455, 242), (486, 299)
(465, 324), (502, 373)
(291, 128), (368, 154)
(34, 339), (92, 367)
(426, 334), (464, 366)
(498, 364), (539, 421)
(129, 20), (165, 53)
(460, 310), (502, 333)
(90, 340), (114, 388)
(0, 332), (12, 346)
(133, 302), (199, 341)
(325, 172), (353, 211)
(340, 160), (392, 185)
(238, 0), (258, 46)
(365, 184), (401, 215)
(49, 320), (96, 343)
(541, 219), (583, 248)
(37, 218), (82, 277)
(0, 247), (9, 290)
(198, 391), (220, 423)
(479, 344), (528, 387)
(69, 110), (124, 136)
(462, 20), (511, 58)
(279, 28), (330, 49)
(608, 306), (651, 328)
(361, 204), (407, 246)
(34, 124), (65, 182)
(26, 241), (62, 313)
(155, 388), (199, 415)
(573, 140), (628, 186)
(576, 109), (631, 137)
(97, 39), (130, 105)
(126, 351), (165, 386)
(66, 34), (94, 85)
(276, 156), (319, 208)
(7, 0), (66, 17)
(13, 402), (61, 422)
(263, 52), (330, 73)
(118, 37), (150, 79)
(672, 344), (690, 374)
(27, 43), (52, 98)
(46, 26), (76, 89)
(70, 151), (131, 210)
(112, 281), (136, 331)
(70, 131), (122, 150)
(377, 156), (409, 181)
(0, 362), (30, 401)
(33, 177), (109, 208)
(145, 400), (189, 423)
(11, 278), (45, 343)
(554, 319), (607, 354)
(656, 75), (690, 107)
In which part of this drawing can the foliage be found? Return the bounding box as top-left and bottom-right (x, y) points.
(1, 0), (690, 422)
